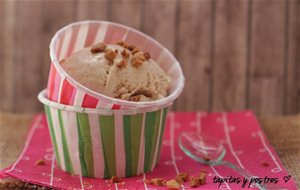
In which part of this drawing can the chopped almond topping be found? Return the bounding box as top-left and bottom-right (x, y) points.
(135, 52), (146, 61)
(198, 171), (207, 185)
(143, 179), (150, 185)
(116, 41), (125, 46)
(150, 178), (164, 186)
(132, 59), (144, 68)
(132, 48), (140, 55)
(91, 42), (107, 53)
(261, 161), (269, 167)
(60, 58), (66, 63)
(162, 180), (167, 186)
(129, 95), (140, 102)
(121, 49), (130, 59)
(110, 176), (118, 183)
(166, 179), (180, 190)
(35, 159), (45, 166)
(175, 176), (183, 185)
(127, 44), (135, 51)
(110, 176), (123, 183)
(116, 59), (127, 69)
(105, 49), (116, 62)
(176, 172), (189, 182)
(116, 41), (128, 48)
(203, 155), (211, 162)
(143, 52), (151, 60)
(132, 52), (145, 68)
(190, 176), (200, 188)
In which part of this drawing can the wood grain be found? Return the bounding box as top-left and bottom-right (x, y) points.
(174, 0), (213, 111)
(285, 0), (300, 114)
(142, 0), (177, 53)
(249, 0), (286, 116)
(212, 0), (248, 112)
(76, 0), (108, 21)
(1, 1), (17, 112)
(109, 0), (143, 30)
(14, 1), (43, 112)
(0, 1), (3, 109)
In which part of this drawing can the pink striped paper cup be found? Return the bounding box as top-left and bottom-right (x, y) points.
(38, 89), (169, 178)
(47, 21), (184, 109)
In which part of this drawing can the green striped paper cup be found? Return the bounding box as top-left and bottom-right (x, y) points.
(38, 89), (169, 178)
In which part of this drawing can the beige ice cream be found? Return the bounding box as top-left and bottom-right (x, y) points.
(61, 42), (172, 102)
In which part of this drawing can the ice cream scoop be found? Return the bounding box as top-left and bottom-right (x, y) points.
(61, 42), (172, 102)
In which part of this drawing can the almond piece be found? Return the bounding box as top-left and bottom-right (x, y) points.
(116, 41), (128, 48)
(143, 52), (151, 60)
(166, 179), (180, 190)
(60, 58), (66, 64)
(132, 48), (140, 55)
(150, 178), (164, 186)
(143, 179), (150, 185)
(176, 172), (189, 182)
(116, 59), (127, 69)
(198, 171), (207, 185)
(190, 176), (200, 188)
(203, 155), (211, 162)
(35, 159), (45, 166)
(261, 161), (269, 167)
(110, 176), (118, 183)
(132, 59), (144, 68)
(91, 42), (106, 53)
(121, 49), (130, 59)
(132, 52), (145, 68)
(136, 52), (146, 61)
(175, 176), (183, 185)
(110, 176), (122, 183)
(105, 49), (116, 62)
(127, 44), (135, 51)
(129, 95), (140, 102)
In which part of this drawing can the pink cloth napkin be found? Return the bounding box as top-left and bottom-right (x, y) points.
(1, 111), (297, 189)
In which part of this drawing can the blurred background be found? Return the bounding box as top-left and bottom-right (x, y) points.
(0, 0), (299, 116)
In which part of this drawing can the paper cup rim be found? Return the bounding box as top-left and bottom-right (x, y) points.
(38, 89), (171, 115)
(49, 20), (185, 108)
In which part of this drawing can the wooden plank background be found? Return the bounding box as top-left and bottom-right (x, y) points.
(0, 0), (299, 116)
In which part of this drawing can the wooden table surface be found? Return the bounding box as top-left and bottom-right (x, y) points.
(0, 112), (299, 189)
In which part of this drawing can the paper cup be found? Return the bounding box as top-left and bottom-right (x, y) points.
(47, 21), (184, 109)
(38, 89), (169, 178)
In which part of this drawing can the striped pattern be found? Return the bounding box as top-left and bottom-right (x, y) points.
(155, 108), (168, 165)
(44, 106), (61, 167)
(99, 115), (116, 178)
(57, 110), (73, 173)
(43, 105), (169, 178)
(144, 110), (163, 172)
(76, 113), (94, 177)
(123, 113), (143, 176)
(61, 110), (81, 175)
(47, 21), (183, 109)
(88, 114), (105, 178)
(114, 114), (126, 177)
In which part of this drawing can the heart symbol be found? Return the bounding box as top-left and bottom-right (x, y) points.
(283, 175), (291, 183)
